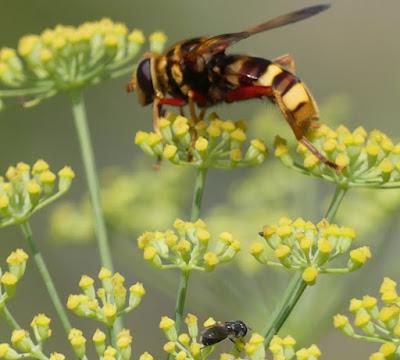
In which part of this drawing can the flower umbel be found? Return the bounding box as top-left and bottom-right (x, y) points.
(137, 219), (240, 271)
(0, 248), (29, 303)
(274, 125), (400, 189)
(67, 268), (145, 326)
(334, 277), (400, 359)
(253, 217), (370, 284)
(269, 335), (322, 360)
(0, 160), (74, 227)
(0, 20), (156, 106)
(135, 113), (268, 169)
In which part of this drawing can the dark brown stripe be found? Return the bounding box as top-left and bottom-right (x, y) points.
(239, 57), (270, 84)
(272, 71), (297, 95)
(293, 100), (307, 113)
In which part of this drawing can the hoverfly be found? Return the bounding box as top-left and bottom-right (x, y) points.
(200, 320), (248, 346)
(128, 4), (338, 170)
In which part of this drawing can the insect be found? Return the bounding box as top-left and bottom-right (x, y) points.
(128, 4), (338, 170)
(200, 320), (248, 346)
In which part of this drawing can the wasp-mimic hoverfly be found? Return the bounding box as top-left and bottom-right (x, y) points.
(128, 4), (338, 170)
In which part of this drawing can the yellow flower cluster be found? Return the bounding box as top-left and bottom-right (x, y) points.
(160, 314), (265, 360)
(0, 248), (29, 301)
(269, 335), (322, 360)
(275, 125), (400, 188)
(160, 314), (203, 360)
(0, 19), (164, 105)
(334, 277), (400, 359)
(0, 314), (61, 359)
(68, 327), (134, 360)
(0, 160), (74, 227)
(137, 219), (240, 271)
(135, 113), (267, 169)
(252, 217), (370, 285)
(67, 268), (145, 326)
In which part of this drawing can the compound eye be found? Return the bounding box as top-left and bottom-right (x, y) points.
(135, 58), (155, 105)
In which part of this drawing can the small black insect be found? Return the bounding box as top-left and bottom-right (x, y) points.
(200, 320), (249, 346)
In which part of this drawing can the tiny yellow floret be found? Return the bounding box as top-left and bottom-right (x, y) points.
(302, 266), (318, 285)
(159, 316), (175, 330)
(58, 166), (75, 179)
(163, 144), (178, 160)
(32, 159), (49, 173)
(204, 252), (219, 267)
(333, 314), (349, 328)
(195, 137), (208, 152)
(1, 272), (17, 285)
(203, 317), (216, 327)
(98, 267), (112, 280)
(130, 282), (146, 296)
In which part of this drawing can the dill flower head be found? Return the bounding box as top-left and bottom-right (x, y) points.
(274, 125), (400, 189)
(160, 314), (253, 359)
(253, 217), (370, 284)
(137, 219), (240, 271)
(135, 112), (268, 169)
(0, 160), (74, 227)
(334, 277), (400, 358)
(0, 20), (161, 107)
(67, 268), (145, 326)
(269, 335), (322, 360)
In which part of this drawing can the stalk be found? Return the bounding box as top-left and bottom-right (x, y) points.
(69, 90), (113, 271)
(20, 221), (72, 335)
(174, 168), (208, 332)
(263, 186), (348, 345)
(0, 306), (21, 330)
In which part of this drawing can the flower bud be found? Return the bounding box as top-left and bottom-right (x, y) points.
(93, 329), (106, 356)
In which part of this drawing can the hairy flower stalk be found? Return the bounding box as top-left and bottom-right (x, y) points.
(0, 161), (74, 336)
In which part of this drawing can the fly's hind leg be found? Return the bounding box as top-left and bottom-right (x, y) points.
(272, 53), (296, 74)
(273, 90), (340, 172)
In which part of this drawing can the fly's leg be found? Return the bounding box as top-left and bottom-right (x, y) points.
(273, 90), (340, 172)
(188, 90), (200, 123)
(152, 97), (162, 133)
(199, 107), (208, 120)
(272, 53), (296, 74)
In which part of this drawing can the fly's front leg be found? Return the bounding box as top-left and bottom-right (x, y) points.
(152, 97), (162, 133)
(272, 53), (296, 74)
(188, 90), (200, 123)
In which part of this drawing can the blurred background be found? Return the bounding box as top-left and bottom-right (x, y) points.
(1, 0), (400, 358)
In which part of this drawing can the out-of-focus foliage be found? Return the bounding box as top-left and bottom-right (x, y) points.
(50, 161), (190, 243)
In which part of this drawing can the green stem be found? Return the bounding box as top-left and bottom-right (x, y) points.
(69, 90), (114, 271)
(174, 168), (208, 332)
(263, 185), (347, 345)
(69, 90), (122, 336)
(190, 168), (208, 222)
(20, 221), (72, 335)
(174, 270), (190, 333)
(1, 305), (21, 330)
